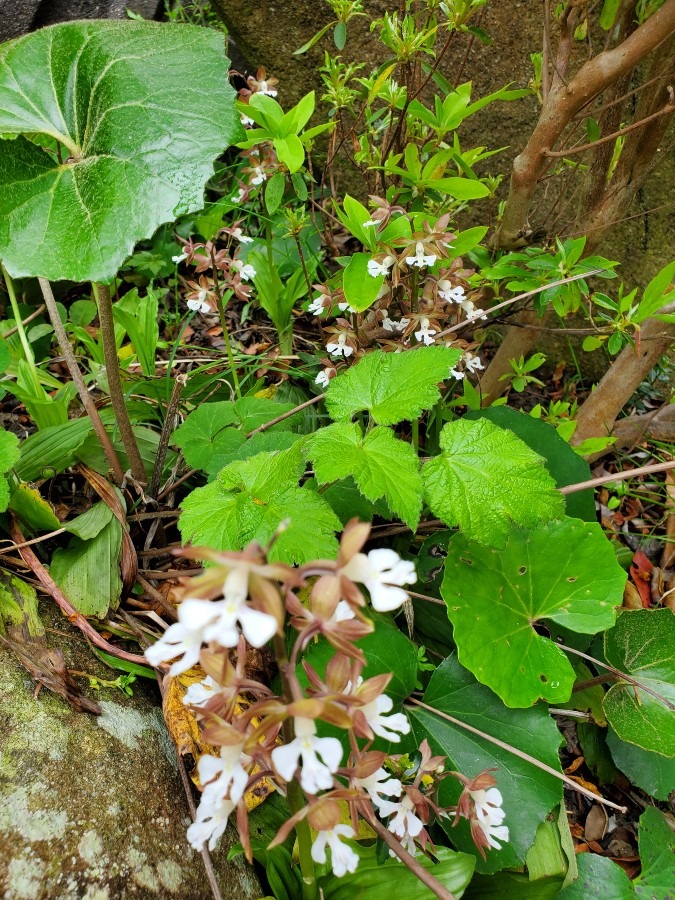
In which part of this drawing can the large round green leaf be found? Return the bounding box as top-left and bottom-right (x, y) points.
(407, 655), (564, 874)
(441, 518), (626, 707)
(603, 609), (675, 757)
(0, 21), (243, 282)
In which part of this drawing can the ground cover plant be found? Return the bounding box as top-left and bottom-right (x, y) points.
(0, 1), (673, 897)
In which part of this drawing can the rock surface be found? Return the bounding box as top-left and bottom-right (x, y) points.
(0, 600), (260, 899)
(0, 0), (161, 43)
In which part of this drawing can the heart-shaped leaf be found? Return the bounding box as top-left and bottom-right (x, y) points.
(407, 654), (564, 873)
(603, 609), (675, 757)
(441, 519), (625, 707)
(0, 21), (242, 282)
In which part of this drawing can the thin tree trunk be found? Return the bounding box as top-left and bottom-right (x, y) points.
(572, 302), (675, 446)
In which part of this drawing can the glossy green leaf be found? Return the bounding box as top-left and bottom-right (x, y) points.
(603, 609), (675, 756)
(423, 418), (565, 548)
(441, 519), (624, 707)
(321, 843), (475, 899)
(50, 513), (123, 617)
(8, 483), (61, 533)
(465, 407), (595, 521)
(634, 806), (675, 899)
(341, 252), (385, 312)
(0, 428), (20, 512)
(179, 446), (341, 564)
(408, 655), (564, 873)
(15, 418), (92, 481)
(0, 21), (242, 282)
(325, 347), (461, 425)
(558, 853), (633, 899)
(606, 727), (675, 801)
(305, 422), (422, 528)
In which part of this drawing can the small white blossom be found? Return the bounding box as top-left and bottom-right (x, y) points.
(360, 692), (410, 742)
(326, 334), (354, 358)
(187, 293), (211, 314)
(405, 242), (438, 269)
(145, 598), (224, 676)
(183, 675), (218, 707)
(240, 113), (255, 127)
(338, 301), (357, 314)
(315, 369), (332, 389)
(379, 793), (424, 842)
(363, 219), (379, 228)
(458, 297), (488, 320)
(330, 599), (355, 622)
(232, 227), (254, 244)
(382, 313), (410, 333)
(187, 793), (235, 851)
(308, 296), (325, 316)
(234, 261), (257, 281)
(231, 187), (247, 204)
(250, 166), (267, 185)
(437, 279), (466, 304)
(197, 742), (249, 804)
(471, 787), (509, 850)
(356, 767), (402, 811)
(311, 825), (359, 878)
(204, 567), (278, 649)
(172, 251), (187, 264)
(465, 351), (484, 374)
(341, 548), (416, 612)
(258, 81), (278, 97)
(414, 316), (436, 345)
(367, 255), (395, 278)
(271, 717), (343, 794)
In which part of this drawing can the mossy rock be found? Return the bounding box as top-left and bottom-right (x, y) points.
(0, 599), (260, 899)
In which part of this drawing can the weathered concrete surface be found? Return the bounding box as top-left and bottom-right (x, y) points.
(0, 600), (260, 899)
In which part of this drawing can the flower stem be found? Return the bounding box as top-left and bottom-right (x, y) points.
(93, 282), (147, 485)
(273, 633), (318, 900)
(287, 778), (319, 900)
(210, 251), (242, 400)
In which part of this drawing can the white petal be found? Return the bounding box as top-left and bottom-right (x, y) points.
(313, 736), (343, 773)
(238, 606), (278, 647)
(369, 582), (409, 612)
(271, 741), (301, 782)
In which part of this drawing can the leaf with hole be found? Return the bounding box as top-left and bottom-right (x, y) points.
(0, 21), (242, 282)
(441, 519), (625, 706)
(602, 608), (675, 757)
(325, 347), (461, 425)
(407, 654), (564, 873)
(423, 418), (565, 547)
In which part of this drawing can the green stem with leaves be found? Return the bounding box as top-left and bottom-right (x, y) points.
(2, 265), (41, 394)
(92, 282), (147, 485)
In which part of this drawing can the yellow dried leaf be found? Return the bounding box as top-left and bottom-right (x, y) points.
(162, 667), (275, 813)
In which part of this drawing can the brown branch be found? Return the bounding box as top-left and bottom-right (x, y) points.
(37, 277), (126, 485)
(544, 102), (675, 158)
(1, 304), (46, 338)
(561, 459), (675, 493)
(493, 0), (675, 249)
(11, 519), (147, 666)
